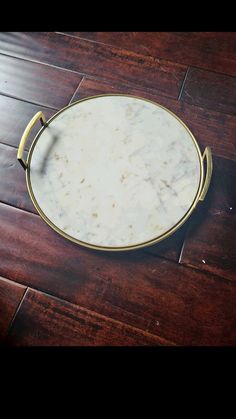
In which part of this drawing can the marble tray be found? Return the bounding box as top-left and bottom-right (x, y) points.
(17, 95), (212, 251)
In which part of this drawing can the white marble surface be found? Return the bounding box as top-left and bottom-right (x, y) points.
(29, 95), (201, 248)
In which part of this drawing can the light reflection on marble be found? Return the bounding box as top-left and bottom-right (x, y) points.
(30, 96), (200, 247)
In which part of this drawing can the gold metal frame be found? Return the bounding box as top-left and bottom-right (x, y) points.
(18, 94), (213, 252)
(17, 111), (47, 170)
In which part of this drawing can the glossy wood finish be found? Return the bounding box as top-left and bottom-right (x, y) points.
(4, 288), (167, 346)
(180, 209), (236, 282)
(0, 95), (56, 149)
(179, 154), (236, 281)
(1, 202), (236, 345)
(0, 276), (26, 342)
(62, 32), (236, 77)
(0, 54), (81, 108)
(72, 77), (236, 161)
(180, 67), (236, 115)
(0, 32), (187, 99)
(1, 32), (235, 345)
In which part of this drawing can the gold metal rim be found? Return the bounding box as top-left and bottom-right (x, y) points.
(26, 93), (204, 252)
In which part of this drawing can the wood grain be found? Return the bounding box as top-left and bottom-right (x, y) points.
(178, 155), (236, 281)
(0, 202), (236, 345)
(0, 54), (82, 108)
(72, 77), (236, 161)
(0, 95), (56, 149)
(0, 276), (26, 342)
(0, 32), (187, 99)
(180, 208), (236, 282)
(4, 288), (168, 346)
(0, 143), (36, 213)
(62, 32), (236, 77)
(180, 67), (236, 116)
(1, 32), (235, 346)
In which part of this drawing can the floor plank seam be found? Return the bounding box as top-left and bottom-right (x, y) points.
(0, 200), (38, 217)
(1, 48), (183, 94)
(54, 32), (187, 72)
(64, 72), (236, 126)
(55, 31), (122, 49)
(0, 90), (61, 111)
(0, 50), (187, 103)
(178, 67), (190, 100)
(0, 141), (31, 151)
(55, 33), (236, 79)
(85, 73), (180, 99)
(4, 44), (235, 112)
(25, 286), (175, 345)
(0, 141), (19, 150)
(0, 91), (59, 111)
(189, 64), (236, 79)
(0, 60), (179, 105)
(146, 247), (235, 285)
(0, 51), (82, 76)
(69, 77), (85, 104)
(177, 223), (192, 264)
(179, 261), (235, 286)
(144, 249), (180, 264)
(180, 96), (236, 118)
(4, 287), (29, 340)
(54, 31), (185, 67)
(178, 240), (186, 264)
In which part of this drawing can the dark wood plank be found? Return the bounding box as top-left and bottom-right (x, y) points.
(62, 32), (236, 77)
(180, 209), (236, 282)
(0, 54), (82, 108)
(1, 202), (236, 345)
(0, 32), (187, 99)
(0, 143), (36, 213)
(72, 77), (236, 161)
(178, 154), (236, 281)
(180, 67), (236, 116)
(0, 276), (26, 342)
(0, 95), (56, 149)
(206, 156), (236, 216)
(5, 288), (167, 346)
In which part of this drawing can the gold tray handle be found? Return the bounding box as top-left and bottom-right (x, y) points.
(199, 146), (213, 201)
(17, 111), (47, 170)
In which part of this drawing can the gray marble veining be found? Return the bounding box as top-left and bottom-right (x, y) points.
(29, 96), (201, 247)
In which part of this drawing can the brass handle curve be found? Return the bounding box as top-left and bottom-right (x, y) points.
(199, 146), (213, 201)
(17, 111), (47, 170)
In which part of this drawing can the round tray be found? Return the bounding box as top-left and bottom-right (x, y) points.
(17, 94), (212, 251)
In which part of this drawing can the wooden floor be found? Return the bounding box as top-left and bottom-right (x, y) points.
(0, 32), (235, 346)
